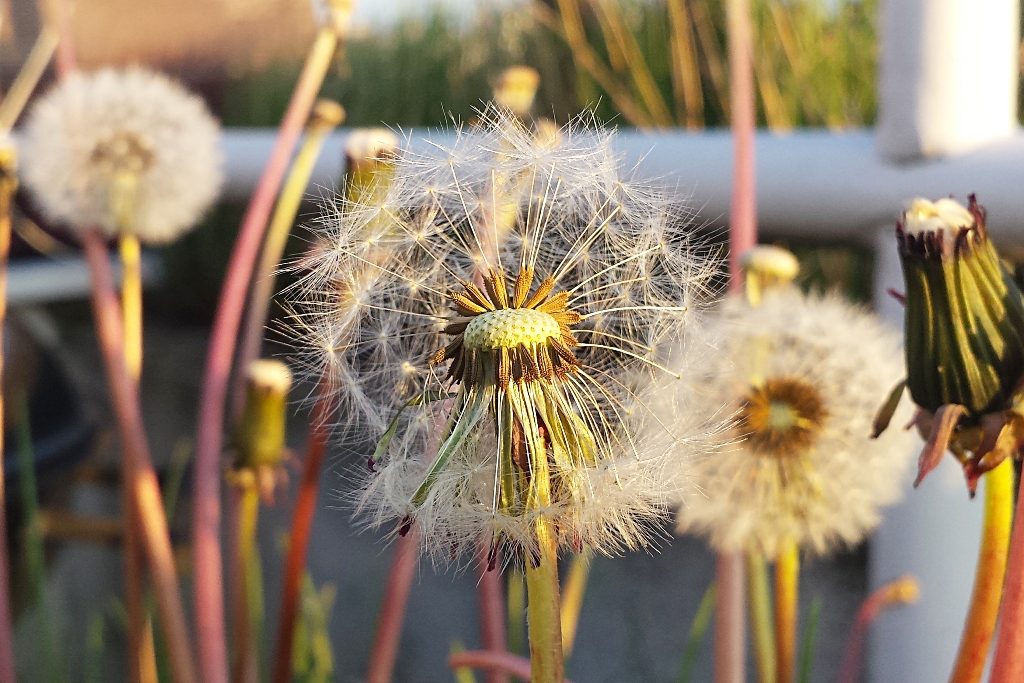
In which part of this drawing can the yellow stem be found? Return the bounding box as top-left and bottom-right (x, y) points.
(119, 235), (143, 380)
(232, 483), (261, 683)
(949, 458), (1014, 683)
(559, 549), (592, 658)
(118, 231), (154, 683)
(525, 433), (564, 683)
(774, 540), (798, 683)
(234, 104), (341, 415)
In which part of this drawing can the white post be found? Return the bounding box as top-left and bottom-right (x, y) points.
(870, 1), (1020, 681)
(876, 0), (1020, 161)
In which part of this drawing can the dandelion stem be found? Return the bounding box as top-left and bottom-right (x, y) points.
(0, 152), (18, 683)
(193, 27), (338, 683)
(559, 549), (592, 658)
(837, 575), (919, 683)
(476, 546), (510, 683)
(983, 458), (1024, 683)
(232, 101), (342, 419)
(120, 235), (143, 378)
(365, 528), (420, 683)
(714, 552), (745, 683)
(747, 549), (776, 683)
(526, 520), (564, 683)
(726, 0), (757, 290)
(448, 650), (578, 683)
(118, 232), (157, 683)
(525, 436), (564, 683)
(508, 569), (527, 656)
(82, 230), (197, 683)
(775, 540), (798, 683)
(231, 482), (261, 683)
(0, 26), (58, 132)
(270, 378), (334, 683)
(948, 458), (1013, 683)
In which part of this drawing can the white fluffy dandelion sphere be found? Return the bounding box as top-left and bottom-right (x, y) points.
(659, 290), (917, 558)
(20, 67), (223, 245)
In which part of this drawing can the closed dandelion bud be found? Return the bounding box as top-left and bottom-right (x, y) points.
(740, 245), (800, 305)
(234, 359), (293, 470)
(343, 128), (399, 202)
(898, 195), (1024, 416)
(885, 195), (1024, 492)
(493, 66), (541, 118)
(20, 67), (222, 244)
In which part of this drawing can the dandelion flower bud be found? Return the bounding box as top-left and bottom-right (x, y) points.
(493, 66), (541, 118)
(343, 128), (399, 174)
(881, 195), (1024, 491)
(234, 359), (293, 470)
(291, 107), (718, 562)
(659, 291), (916, 559)
(21, 67), (223, 245)
(741, 245), (800, 305)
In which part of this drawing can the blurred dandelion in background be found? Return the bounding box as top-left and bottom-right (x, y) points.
(20, 67), (222, 245)
(663, 288), (916, 559)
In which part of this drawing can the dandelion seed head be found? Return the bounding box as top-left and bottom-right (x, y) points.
(658, 290), (917, 559)
(290, 107), (719, 563)
(21, 67), (222, 244)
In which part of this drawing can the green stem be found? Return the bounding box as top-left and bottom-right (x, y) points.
(231, 484), (261, 683)
(524, 402), (564, 683)
(15, 393), (61, 683)
(507, 569), (526, 656)
(746, 549), (776, 683)
(526, 519), (564, 683)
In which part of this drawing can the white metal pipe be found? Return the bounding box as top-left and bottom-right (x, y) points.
(221, 128), (1024, 244)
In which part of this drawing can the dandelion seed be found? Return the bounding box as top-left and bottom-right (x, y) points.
(660, 290), (917, 559)
(290, 107), (718, 562)
(20, 67), (222, 245)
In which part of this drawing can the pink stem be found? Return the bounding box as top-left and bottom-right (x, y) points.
(726, 0), (757, 292)
(82, 231), (197, 683)
(192, 34), (336, 683)
(989, 472), (1024, 682)
(476, 546), (509, 683)
(715, 552), (745, 683)
(270, 382), (334, 683)
(365, 529), (421, 683)
(448, 651), (576, 683)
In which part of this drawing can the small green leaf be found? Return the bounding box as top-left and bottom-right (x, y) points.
(678, 582), (717, 683)
(373, 389), (453, 463)
(871, 379), (906, 438)
(796, 597), (822, 683)
(412, 387), (491, 506)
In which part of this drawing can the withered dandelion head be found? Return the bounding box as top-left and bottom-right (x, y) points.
(661, 290), (916, 559)
(289, 108), (718, 563)
(21, 67), (222, 244)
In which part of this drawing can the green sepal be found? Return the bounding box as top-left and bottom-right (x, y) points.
(372, 389), (453, 465)
(411, 386), (492, 507)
